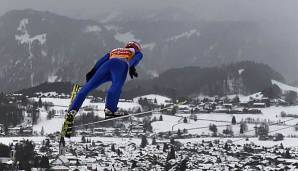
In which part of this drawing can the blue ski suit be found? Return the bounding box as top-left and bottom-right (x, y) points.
(69, 49), (143, 113)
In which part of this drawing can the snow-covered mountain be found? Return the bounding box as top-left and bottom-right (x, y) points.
(103, 10), (297, 81)
(0, 9), (121, 92)
(0, 9), (292, 92)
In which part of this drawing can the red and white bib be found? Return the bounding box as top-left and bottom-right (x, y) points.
(109, 48), (135, 61)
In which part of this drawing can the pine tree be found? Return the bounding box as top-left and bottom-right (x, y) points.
(240, 126), (244, 134)
(131, 160), (137, 169)
(45, 139), (50, 147)
(152, 137), (157, 145)
(183, 117), (187, 123)
(157, 144), (160, 150)
(159, 115), (163, 121)
(170, 138), (175, 145)
(240, 122), (248, 134)
(209, 124), (218, 136)
(193, 114), (197, 121)
(171, 106), (178, 115)
(177, 129), (182, 138)
(167, 146), (176, 160)
(163, 143), (169, 152)
(15, 141), (35, 170)
(179, 158), (188, 171)
(280, 143), (284, 149)
(40, 126), (44, 136)
(38, 98), (42, 108)
(40, 156), (50, 169)
(111, 144), (116, 152)
(285, 148), (291, 158)
(224, 142), (230, 151)
(117, 149), (121, 156)
(152, 116), (157, 122)
(81, 136), (86, 143)
(140, 135), (148, 148)
(232, 116), (236, 125)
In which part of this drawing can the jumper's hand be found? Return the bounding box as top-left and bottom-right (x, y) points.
(86, 68), (96, 82)
(129, 67), (138, 79)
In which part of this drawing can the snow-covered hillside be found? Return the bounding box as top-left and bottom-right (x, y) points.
(152, 105), (298, 137)
(272, 80), (298, 94)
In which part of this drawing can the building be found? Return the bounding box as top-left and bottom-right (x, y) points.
(177, 105), (191, 114)
(252, 103), (266, 108)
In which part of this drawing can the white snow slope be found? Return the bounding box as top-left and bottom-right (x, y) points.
(272, 80), (298, 94)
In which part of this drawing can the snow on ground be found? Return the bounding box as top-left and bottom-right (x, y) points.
(152, 113), (235, 136)
(30, 97), (142, 134)
(272, 80), (298, 94)
(152, 105), (298, 137)
(133, 94), (171, 105)
(33, 108), (65, 134)
(31, 97), (141, 112)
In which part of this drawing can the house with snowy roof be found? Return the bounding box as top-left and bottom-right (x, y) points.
(50, 155), (70, 169)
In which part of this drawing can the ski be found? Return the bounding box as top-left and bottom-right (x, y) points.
(59, 84), (81, 155)
(73, 101), (187, 129)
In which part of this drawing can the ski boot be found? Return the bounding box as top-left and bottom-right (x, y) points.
(104, 108), (128, 119)
(61, 110), (77, 138)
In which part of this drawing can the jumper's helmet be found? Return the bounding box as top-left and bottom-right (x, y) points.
(125, 41), (141, 52)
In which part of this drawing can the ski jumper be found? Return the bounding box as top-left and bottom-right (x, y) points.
(69, 48), (143, 113)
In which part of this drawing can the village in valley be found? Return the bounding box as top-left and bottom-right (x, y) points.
(1, 80), (298, 170)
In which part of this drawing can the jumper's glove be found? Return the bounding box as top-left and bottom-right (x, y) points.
(129, 67), (138, 79)
(86, 68), (96, 82)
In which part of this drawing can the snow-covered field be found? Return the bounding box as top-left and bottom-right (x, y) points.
(31, 97), (142, 134)
(152, 105), (298, 137)
(31, 95), (298, 137)
(26, 92), (298, 148)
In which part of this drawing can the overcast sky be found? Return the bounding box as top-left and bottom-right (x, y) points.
(0, 0), (298, 23)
